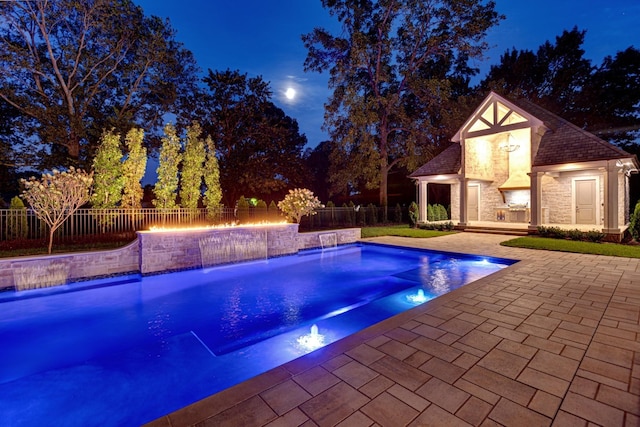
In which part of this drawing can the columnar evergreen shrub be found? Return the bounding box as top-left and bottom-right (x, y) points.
(367, 203), (378, 225)
(92, 129), (124, 209)
(180, 122), (206, 210)
(436, 204), (448, 220)
(630, 200), (640, 240)
(121, 128), (147, 209)
(203, 136), (223, 219)
(255, 200), (267, 221)
(394, 203), (402, 223)
(154, 123), (181, 210)
(236, 196), (250, 223)
(408, 202), (419, 227)
(427, 204), (434, 221)
(268, 200), (280, 221)
(8, 196), (27, 239)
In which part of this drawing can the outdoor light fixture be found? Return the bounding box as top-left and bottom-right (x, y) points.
(499, 134), (520, 152)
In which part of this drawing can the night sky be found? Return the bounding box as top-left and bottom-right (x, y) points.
(135, 0), (639, 147)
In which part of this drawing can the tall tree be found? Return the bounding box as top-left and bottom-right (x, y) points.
(481, 28), (640, 146)
(303, 0), (502, 206)
(0, 0), (198, 168)
(197, 69), (307, 206)
(121, 128), (147, 209)
(180, 122), (206, 210)
(91, 129), (124, 209)
(481, 27), (593, 120)
(579, 47), (640, 146)
(153, 123), (181, 209)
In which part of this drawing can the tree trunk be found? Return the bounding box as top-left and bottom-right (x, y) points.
(48, 228), (54, 254)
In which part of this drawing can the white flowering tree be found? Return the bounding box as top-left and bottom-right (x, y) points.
(21, 167), (93, 254)
(277, 188), (323, 224)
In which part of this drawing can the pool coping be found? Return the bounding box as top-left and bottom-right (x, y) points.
(145, 233), (640, 426)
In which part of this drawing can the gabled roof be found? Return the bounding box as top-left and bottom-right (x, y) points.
(411, 93), (637, 178)
(452, 91), (544, 142)
(409, 144), (460, 177)
(508, 97), (635, 166)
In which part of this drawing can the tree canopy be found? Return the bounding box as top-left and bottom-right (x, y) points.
(303, 0), (502, 206)
(0, 0), (198, 169)
(196, 69), (308, 206)
(481, 27), (640, 146)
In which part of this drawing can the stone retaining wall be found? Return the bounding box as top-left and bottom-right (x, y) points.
(0, 227), (361, 291)
(297, 228), (361, 250)
(0, 241), (139, 291)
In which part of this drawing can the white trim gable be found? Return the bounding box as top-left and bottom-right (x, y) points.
(452, 92), (545, 142)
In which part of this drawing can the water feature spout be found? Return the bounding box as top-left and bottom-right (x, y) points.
(12, 261), (69, 291)
(319, 233), (337, 250)
(297, 324), (325, 351)
(199, 229), (268, 267)
(406, 289), (429, 304)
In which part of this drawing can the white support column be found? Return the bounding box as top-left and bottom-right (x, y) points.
(528, 171), (543, 232)
(603, 160), (620, 233)
(458, 177), (468, 226)
(420, 181), (428, 222)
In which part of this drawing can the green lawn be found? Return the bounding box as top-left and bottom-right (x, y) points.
(501, 236), (640, 258)
(360, 224), (454, 239)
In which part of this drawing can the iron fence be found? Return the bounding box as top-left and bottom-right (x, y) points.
(0, 205), (411, 243)
(0, 207), (276, 243)
(301, 205), (408, 229)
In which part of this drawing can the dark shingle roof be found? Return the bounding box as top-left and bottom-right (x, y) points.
(508, 98), (634, 167)
(409, 144), (460, 177)
(411, 94), (636, 178)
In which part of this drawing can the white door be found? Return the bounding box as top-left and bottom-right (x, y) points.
(468, 185), (479, 221)
(575, 179), (596, 224)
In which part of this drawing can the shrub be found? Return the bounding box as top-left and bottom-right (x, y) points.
(567, 229), (584, 241)
(8, 196), (27, 240)
(408, 201), (419, 228)
(236, 196), (250, 223)
(394, 203), (402, 223)
(21, 167), (93, 254)
(436, 204), (448, 221)
(427, 204), (434, 221)
(630, 200), (640, 240)
(255, 200), (267, 221)
(367, 203), (378, 225)
(584, 229), (605, 243)
(268, 200), (280, 222)
(419, 221), (454, 231)
(277, 188), (323, 224)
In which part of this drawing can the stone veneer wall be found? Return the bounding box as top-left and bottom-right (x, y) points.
(0, 226), (361, 290)
(138, 224), (302, 274)
(297, 228), (361, 250)
(0, 241), (139, 291)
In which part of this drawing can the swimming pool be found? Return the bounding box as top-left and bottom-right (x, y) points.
(0, 243), (515, 426)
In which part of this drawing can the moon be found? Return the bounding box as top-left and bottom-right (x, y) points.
(285, 87), (296, 100)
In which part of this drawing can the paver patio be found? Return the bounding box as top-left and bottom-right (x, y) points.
(146, 233), (640, 427)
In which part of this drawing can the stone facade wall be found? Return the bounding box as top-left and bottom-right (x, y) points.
(541, 171), (606, 225)
(541, 174), (572, 224)
(0, 242), (139, 291)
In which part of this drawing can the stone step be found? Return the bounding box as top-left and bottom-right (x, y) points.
(458, 225), (530, 236)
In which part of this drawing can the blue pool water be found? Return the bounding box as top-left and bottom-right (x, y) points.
(0, 243), (515, 426)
